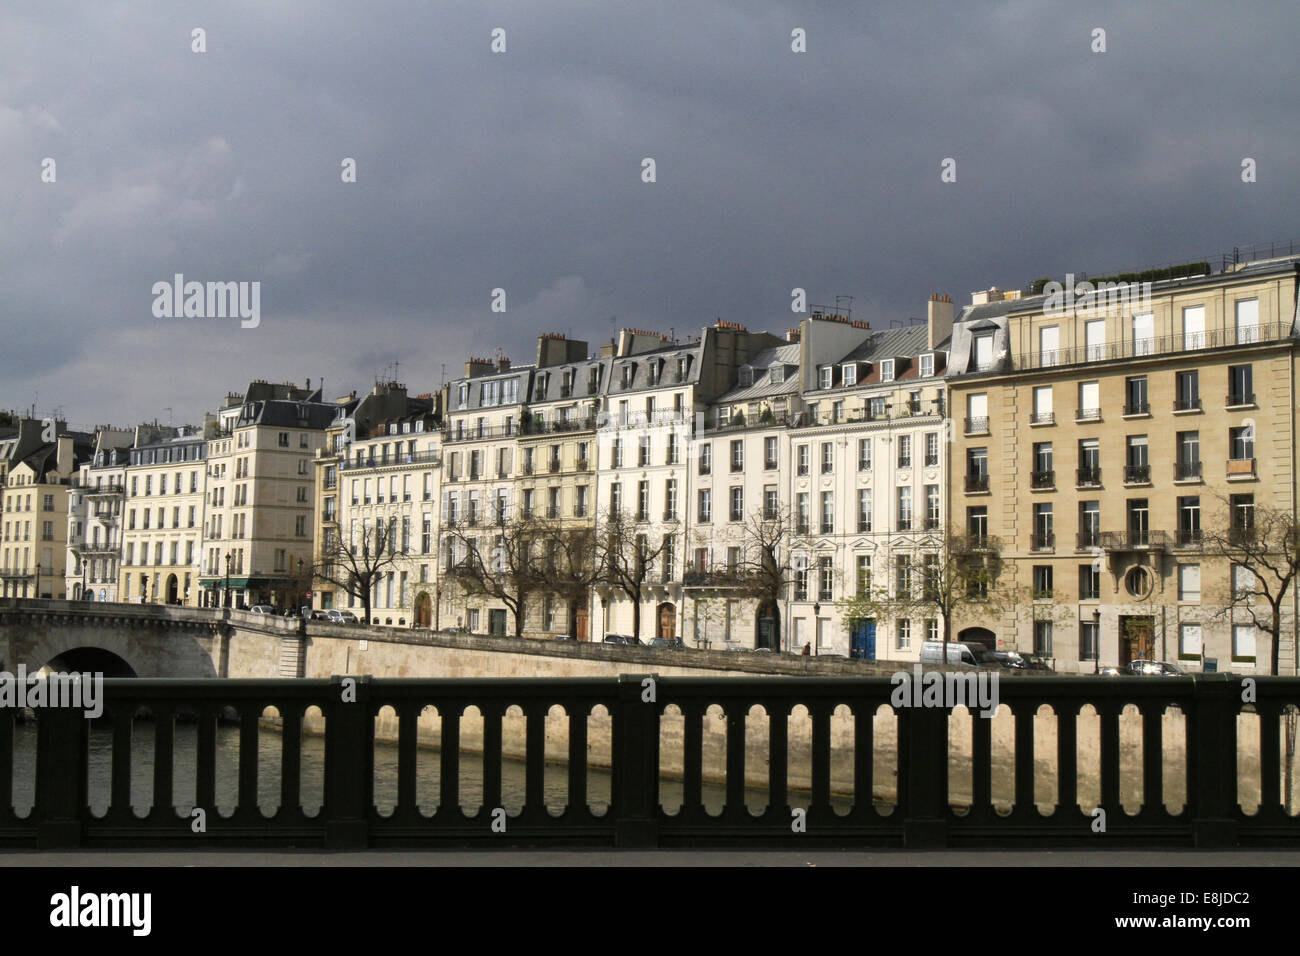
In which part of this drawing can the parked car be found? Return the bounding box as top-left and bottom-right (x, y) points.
(1128, 659), (1187, 676)
(308, 610), (331, 621)
(995, 651), (1027, 669)
(919, 640), (1001, 667)
(248, 605), (277, 615)
(325, 609), (359, 624)
(1020, 654), (1054, 671)
(602, 634), (641, 646)
(554, 634), (577, 642)
(648, 637), (684, 648)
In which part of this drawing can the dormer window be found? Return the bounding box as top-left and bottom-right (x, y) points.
(880, 359), (895, 382)
(770, 365), (785, 384)
(621, 364), (633, 388)
(717, 407), (731, 426)
(818, 366), (833, 389)
(739, 367), (754, 387)
(842, 364), (857, 386)
(920, 353), (935, 378)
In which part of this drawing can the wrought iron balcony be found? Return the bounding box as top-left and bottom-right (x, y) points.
(1030, 470), (1055, 489)
(964, 416), (989, 434)
(1076, 467), (1102, 487)
(1123, 464), (1151, 484)
(965, 474), (989, 492)
(1175, 461), (1202, 480)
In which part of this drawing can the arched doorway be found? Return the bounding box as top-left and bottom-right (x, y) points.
(165, 574), (179, 605)
(755, 599), (780, 650)
(414, 591), (432, 627)
(958, 626), (995, 649)
(656, 602), (676, 640)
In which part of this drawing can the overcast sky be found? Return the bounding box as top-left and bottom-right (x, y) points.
(3, 1), (1297, 429)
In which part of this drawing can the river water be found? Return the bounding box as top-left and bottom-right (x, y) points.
(11, 720), (851, 818)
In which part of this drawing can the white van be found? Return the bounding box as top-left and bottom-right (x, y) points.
(919, 641), (1000, 667)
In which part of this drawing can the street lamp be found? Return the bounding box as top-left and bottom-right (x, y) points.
(34, 563), (41, 599)
(812, 601), (821, 656)
(298, 558), (306, 610)
(224, 550), (233, 609)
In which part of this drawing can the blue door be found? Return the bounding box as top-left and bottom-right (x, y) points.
(850, 619), (876, 659)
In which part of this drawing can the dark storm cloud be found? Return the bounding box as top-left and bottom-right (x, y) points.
(1, 0), (1296, 425)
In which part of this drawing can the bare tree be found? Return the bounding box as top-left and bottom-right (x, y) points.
(599, 509), (680, 643)
(1202, 497), (1300, 676)
(836, 526), (1012, 651)
(724, 505), (804, 648)
(443, 513), (547, 638)
(540, 521), (602, 639)
(313, 518), (408, 625)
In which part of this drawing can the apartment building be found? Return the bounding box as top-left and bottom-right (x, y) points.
(516, 334), (608, 638)
(120, 428), (208, 605)
(0, 423), (93, 598)
(788, 304), (953, 660)
(440, 357), (534, 635)
(65, 428), (134, 601)
(595, 323), (782, 642)
(947, 257), (1300, 673)
(321, 383), (441, 625)
(199, 382), (333, 609)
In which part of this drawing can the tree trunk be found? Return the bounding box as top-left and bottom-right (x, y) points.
(631, 592), (642, 642)
(1272, 606), (1282, 676)
(514, 597), (526, 638)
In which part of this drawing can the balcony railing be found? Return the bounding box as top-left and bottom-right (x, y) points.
(548, 461), (561, 474)
(1030, 470), (1055, 489)
(1124, 464), (1151, 484)
(1176, 529), (1204, 548)
(796, 521), (810, 536)
(1173, 397), (1202, 412)
(965, 474), (989, 493)
(857, 519), (871, 533)
(1099, 530), (1168, 551)
(1226, 392), (1256, 408)
(896, 518), (913, 532)
(1076, 531), (1101, 550)
(975, 322), (1291, 374)
(546, 507), (560, 519)
(964, 417), (989, 434)
(341, 449), (441, 470)
(1076, 467), (1102, 487)
(1227, 457), (1257, 478)
(1030, 532), (1055, 551)
(1123, 401), (1150, 416)
(1029, 412), (1054, 425)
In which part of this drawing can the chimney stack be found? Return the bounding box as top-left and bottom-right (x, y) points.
(927, 293), (954, 349)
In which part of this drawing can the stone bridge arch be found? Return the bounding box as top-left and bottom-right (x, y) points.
(0, 605), (221, 678)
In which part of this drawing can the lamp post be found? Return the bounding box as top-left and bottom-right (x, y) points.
(34, 563), (41, 600)
(297, 557), (306, 611)
(224, 551), (233, 609)
(812, 600), (821, 656)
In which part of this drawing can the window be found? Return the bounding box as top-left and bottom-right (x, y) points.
(1125, 435), (1149, 482)
(730, 440), (744, 472)
(1032, 386), (1053, 424)
(1177, 496), (1201, 546)
(1231, 493), (1254, 537)
(821, 442), (833, 474)
(1234, 298), (1259, 345)
(610, 483), (622, 515)
(1038, 325), (1059, 366)
(729, 488), (743, 522)
(896, 486), (913, 530)
(1176, 431), (1201, 479)
(1232, 624), (1256, 660)
(856, 556), (872, 595)
(924, 432), (939, 466)
(637, 481), (649, 521)
(974, 333), (994, 370)
(920, 353), (935, 378)
(857, 439), (871, 471)
(698, 443), (712, 475)
(966, 447), (988, 492)
(698, 489), (712, 523)
(764, 436), (778, 469)
(764, 485), (778, 520)
(795, 559), (809, 601)
(967, 506), (988, 542)
(1078, 381), (1100, 420)
(818, 556), (834, 601)
(770, 365), (785, 384)
(897, 435), (911, 468)
(1174, 370), (1200, 411)
(1132, 311), (1154, 356)
(896, 619), (911, 650)
(1079, 500), (1100, 548)
(664, 479), (678, 520)
(867, 396), (886, 419)
(895, 555), (912, 596)
(842, 364), (857, 386)
(797, 493), (810, 533)
(857, 489), (872, 533)
(1032, 442), (1053, 487)
(1178, 564), (1201, 602)
(1232, 563), (1255, 601)
(820, 492), (834, 533)
(1033, 565), (1053, 598)
(1124, 376), (1148, 415)
(1079, 621), (1099, 661)
(925, 485), (940, 529)
(819, 366), (833, 389)
(879, 359), (895, 382)
(1033, 620), (1053, 657)
(1079, 563), (1100, 600)
(1179, 623), (1203, 657)
(966, 393), (988, 432)
(1032, 503), (1053, 550)
(1228, 365), (1253, 406)
(1229, 425), (1254, 461)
